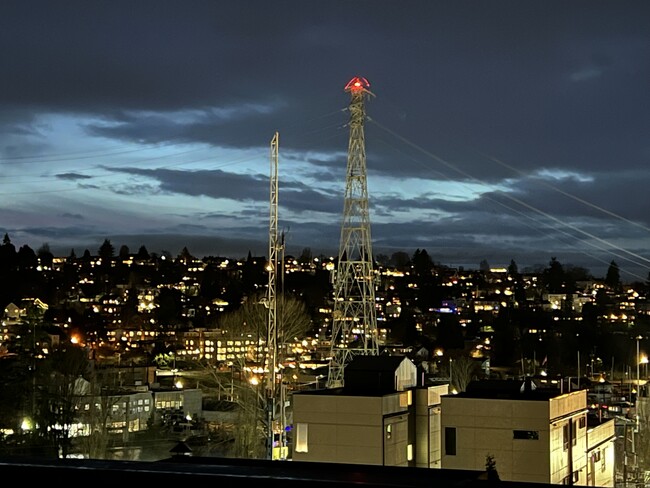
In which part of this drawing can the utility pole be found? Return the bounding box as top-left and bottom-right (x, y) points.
(327, 77), (379, 388)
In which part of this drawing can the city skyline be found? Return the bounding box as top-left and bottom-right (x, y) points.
(1, 1), (650, 280)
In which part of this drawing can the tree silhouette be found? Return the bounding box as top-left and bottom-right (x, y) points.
(17, 244), (37, 271)
(485, 454), (500, 481)
(507, 259), (518, 277)
(605, 260), (621, 290)
(202, 292), (312, 458)
(412, 249), (433, 276)
(543, 257), (565, 293)
(37, 243), (54, 269)
(390, 251), (410, 269)
(98, 239), (114, 260)
(298, 247), (312, 264)
(136, 245), (150, 260)
(387, 306), (420, 345)
(0, 233), (17, 269)
(118, 245), (130, 260)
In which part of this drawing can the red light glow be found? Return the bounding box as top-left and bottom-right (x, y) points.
(345, 76), (370, 93)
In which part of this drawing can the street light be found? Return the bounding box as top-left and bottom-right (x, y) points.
(635, 335), (642, 433)
(636, 335), (643, 392)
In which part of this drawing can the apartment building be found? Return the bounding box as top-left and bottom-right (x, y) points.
(440, 379), (615, 486)
(291, 355), (448, 467)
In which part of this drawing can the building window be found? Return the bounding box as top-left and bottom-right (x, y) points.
(579, 416), (586, 429)
(386, 424), (392, 439)
(445, 427), (456, 456)
(563, 424), (569, 450)
(513, 430), (539, 440)
(407, 444), (413, 461)
(399, 390), (412, 407)
(295, 423), (308, 453)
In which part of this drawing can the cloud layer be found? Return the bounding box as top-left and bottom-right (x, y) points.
(1, 1), (650, 280)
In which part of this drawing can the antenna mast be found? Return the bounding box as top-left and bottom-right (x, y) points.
(327, 77), (379, 388)
(266, 131), (286, 459)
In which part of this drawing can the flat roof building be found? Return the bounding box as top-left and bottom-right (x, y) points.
(441, 379), (615, 487)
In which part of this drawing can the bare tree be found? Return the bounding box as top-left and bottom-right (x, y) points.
(195, 292), (312, 458)
(439, 356), (480, 393)
(72, 374), (123, 460)
(217, 292), (312, 348)
(35, 344), (91, 458)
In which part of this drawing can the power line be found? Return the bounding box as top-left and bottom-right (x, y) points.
(368, 116), (650, 276)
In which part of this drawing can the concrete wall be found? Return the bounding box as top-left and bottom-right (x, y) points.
(415, 385), (447, 468)
(586, 420), (616, 488)
(292, 392), (407, 465)
(441, 396), (553, 484)
(440, 388), (615, 487)
(548, 391), (588, 485)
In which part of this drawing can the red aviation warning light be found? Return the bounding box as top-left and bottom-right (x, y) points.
(344, 76), (371, 94)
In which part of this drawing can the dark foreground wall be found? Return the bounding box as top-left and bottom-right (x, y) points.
(0, 455), (555, 488)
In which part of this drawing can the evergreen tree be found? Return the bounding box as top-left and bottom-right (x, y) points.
(98, 239), (115, 260)
(0, 233), (17, 272)
(37, 243), (54, 269)
(507, 259), (518, 277)
(412, 249), (433, 276)
(543, 257), (565, 293)
(136, 245), (150, 260)
(17, 244), (38, 271)
(177, 246), (193, 264)
(118, 245), (130, 260)
(605, 260), (621, 290)
(298, 247), (313, 264)
(390, 251), (411, 269)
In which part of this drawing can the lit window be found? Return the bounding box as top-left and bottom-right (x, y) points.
(295, 423), (308, 453)
(399, 391), (412, 407)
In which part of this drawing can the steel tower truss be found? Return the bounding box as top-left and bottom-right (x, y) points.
(327, 77), (379, 388)
(266, 131), (286, 459)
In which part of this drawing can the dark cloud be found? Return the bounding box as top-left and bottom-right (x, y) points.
(55, 173), (93, 181)
(1, 0), (650, 280)
(105, 167), (268, 201)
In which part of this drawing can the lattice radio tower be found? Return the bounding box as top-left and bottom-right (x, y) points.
(327, 77), (379, 388)
(265, 131), (286, 460)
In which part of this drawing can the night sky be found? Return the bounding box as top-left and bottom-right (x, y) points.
(1, 1), (649, 280)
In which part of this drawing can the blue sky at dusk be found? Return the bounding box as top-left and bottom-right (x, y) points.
(1, 1), (650, 280)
